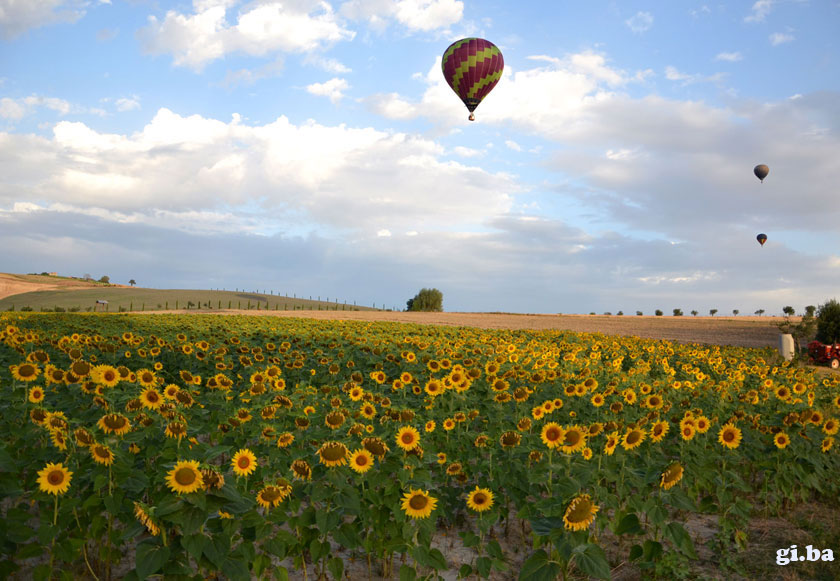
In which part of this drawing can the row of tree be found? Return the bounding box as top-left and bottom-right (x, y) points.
(597, 307), (818, 317)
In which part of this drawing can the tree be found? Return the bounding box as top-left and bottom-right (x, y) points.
(406, 288), (443, 312)
(655, 309), (663, 316)
(673, 308), (683, 316)
(815, 299), (840, 344)
(83, 273), (92, 281)
(636, 311), (643, 316)
(691, 310), (698, 317)
(732, 309), (739, 316)
(782, 306), (795, 316)
(755, 309), (765, 316)
(710, 309), (718, 316)
(129, 279), (136, 287)
(98, 275), (110, 284)
(616, 311), (623, 316)
(805, 305), (816, 317)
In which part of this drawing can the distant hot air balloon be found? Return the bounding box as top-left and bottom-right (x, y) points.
(757, 233), (767, 246)
(441, 38), (504, 121)
(754, 164), (769, 183)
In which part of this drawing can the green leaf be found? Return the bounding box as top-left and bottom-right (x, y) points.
(411, 546), (447, 570)
(518, 550), (563, 581)
(572, 544), (611, 580)
(486, 539), (504, 561)
(33, 564), (51, 581)
(665, 522), (697, 559)
(180, 533), (209, 561)
(529, 517), (565, 537)
(400, 564), (417, 581)
(332, 522), (361, 549)
(647, 504), (667, 527)
(221, 557), (250, 581)
(275, 566), (290, 581)
(643, 540), (663, 562)
(476, 556), (492, 578)
(615, 513), (643, 535)
(327, 557), (344, 580)
(457, 564), (472, 579)
(629, 544), (643, 561)
(459, 531), (480, 548)
(663, 488), (696, 512)
(203, 534), (230, 568)
(135, 541), (170, 580)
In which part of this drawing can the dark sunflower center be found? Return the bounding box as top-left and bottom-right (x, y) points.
(175, 467), (196, 485)
(147, 392), (159, 402)
(355, 455), (369, 466)
(261, 487), (281, 502)
(19, 364), (36, 377)
(104, 371), (116, 381)
(94, 445), (109, 458)
(724, 431), (735, 442)
(546, 427), (561, 441)
(321, 444), (346, 461)
(566, 499), (593, 523)
(473, 493), (487, 505)
(105, 415), (126, 429)
(293, 462), (310, 476)
(364, 440), (385, 456)
(402, 433), (415, 444)
(48, 470), (64, 485)
(564, 431), (582, 446)
(238, 457), (251, 469)
(409, 494), (428, 510)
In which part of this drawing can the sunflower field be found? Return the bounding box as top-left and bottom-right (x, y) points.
(1, 312), (838, 580)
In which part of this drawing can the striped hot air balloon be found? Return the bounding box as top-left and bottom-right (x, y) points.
(441, 38), (504, 121)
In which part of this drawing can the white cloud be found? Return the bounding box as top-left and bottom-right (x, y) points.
(0, 98), (26, 120)
(715, 52), (743, 62)
(625, 11), (653, 34)
(363, 92), (419, 120)
(505, 140), (522, 152)
(664, 66), (725, 85)
(304, 55), (351, 74)
(340, 0), (463, 32)
(0, 95), (73, 120)
(376, 229), (391, 237)
(306, 77), (350, 103)
(745, 0), (774, 23)
(139, 2), (355, 71)
(453, 146), (482, 157)
(770, 32), (794, 45)
(0, 0), (85, 39)
(115, 96), (141, 112)
(218, 59), (285, 88)
(0, 108), (519, 237)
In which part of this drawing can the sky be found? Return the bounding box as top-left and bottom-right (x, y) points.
(1, 0), (838, 314)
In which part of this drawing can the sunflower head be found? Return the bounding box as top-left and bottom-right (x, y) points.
(349, 449), (374, 474)
(318, 442), (349, 467)
(37, 462), (72, 496)
(232, 448), (258, 477)
(660, 463), (684, 490)
(563, 493), (599, 532)
(401, 488), (437, 519)
(167, 460), (204, 494)
(466, 487), (494, 513)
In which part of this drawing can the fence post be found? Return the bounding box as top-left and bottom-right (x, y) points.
(176, 300), (179, 309)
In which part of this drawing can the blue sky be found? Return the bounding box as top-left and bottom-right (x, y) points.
(1, 0), (838, 314)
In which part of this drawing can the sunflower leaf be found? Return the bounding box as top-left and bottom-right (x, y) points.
(135, 540), (170, 580)
(529, 516), (565, 537)
(665, 522), (697, 558)
(572, 543), (611, 580)
(518, 549), (563, 581)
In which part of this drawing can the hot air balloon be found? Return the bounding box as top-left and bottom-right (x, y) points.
(757, 233), (767, 246)
(441, 38), (504, 121)
(754, 164), (769, 183)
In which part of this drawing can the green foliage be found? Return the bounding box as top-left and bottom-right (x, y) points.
(98, 275), (110, 284)
(782, 306), (795, 316)
(406, 288), (443, 312)
(815, 298), (840, 343)
(673, 309), (683, 316)
(655, 309), (663, 316)
(710, 309), (718, 316)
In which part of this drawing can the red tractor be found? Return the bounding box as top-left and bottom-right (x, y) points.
(807, 341), (840, 369)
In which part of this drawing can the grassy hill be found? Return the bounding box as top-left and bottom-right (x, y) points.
(0, 275), (380, 313)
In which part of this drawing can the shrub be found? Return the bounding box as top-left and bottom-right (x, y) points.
(406, 288), (443, 312)
(617, 311), (623, 316)
(815, 299), (840, 344)
(68, 307), (80, 312)
(54, 306), (66, 313)
(21, 306), (33, 312)
(636, 311), (643, 316)
(673, 309), (683, 316)
(655, 309), (663, 316)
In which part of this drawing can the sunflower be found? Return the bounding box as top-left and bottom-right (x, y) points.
(362, 437), (389, 459)
(136, 369), (157, 388)
(437, 452), (447, 464)
(256, 485), (288, 510)
(200, 468), (225, 490)
(424, 380), (444, 397)
(560, 426), (587, 454)
(232, 448), (258, 476)
(517, 417), (532, 432)
(318, 442), (349, 467)
(822, 437), (834, 453)
(424, 420), (436, 433)
(396, 426), (420, 451)
(466, 487), (494, 513)
(446, 462), (462, 476)
(401, 488), (437, 519)
(500, 431), (521, 449)
(277, 432), (295, 448)
(133, 502), (160, 536)
(563, 494), (599, 532)
(823, 419), (839, 436)
(89, 443), (114, 465)
(74, 427), (95, 447)
(360, 404), (377, 420)
(11, 363), (40, 382)
(604, 432), (619, 456)
(139, 387), (163, 410)
(28, 386), (45, 404)
(37, 462), (72, 496)
(97, 413), (132, 437)
(290, 459), (313, 481)
(540, 422), (564, 449)
(650, 421), (670, 443)
(718, 424), (742, 450)
(165, 421), (187, 441)
(773, 432), (790, 449)
(695, 416), (711, 433)
(50, 430), (67, 450)
(443, 418), (456, 431)
(167, 460), (204, 494)
(349, 449), (374, 474)
(660, 463), (684, 490)
(590, 394), (605, 407)
(91, 365), (120, 388)
(679, 423), (696, 441)
(325, 411), (346, 429)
